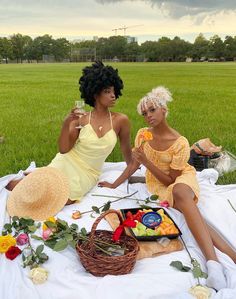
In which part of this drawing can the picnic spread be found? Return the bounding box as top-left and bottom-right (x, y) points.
(1, 162), (236, 299)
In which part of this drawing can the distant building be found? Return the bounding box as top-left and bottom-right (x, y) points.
(125, 36), (137, 43)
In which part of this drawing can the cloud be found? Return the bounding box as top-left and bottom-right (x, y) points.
(96, 0), (236, 18)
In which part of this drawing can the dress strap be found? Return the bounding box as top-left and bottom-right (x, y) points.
(109, 110), (113, 129)
(89, 111), (92, 124)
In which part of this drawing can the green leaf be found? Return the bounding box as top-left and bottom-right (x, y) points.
(150, 194), (159, 200)
(69, 240), (77, 248)
(36, 244), (44, 255)
(39, 253), (49, 261)
(31, 234), (43, 241)
(44, 239), (57, 249)
(56, 219), (68, 229)
(170, 261), (191, 272)
(64, 233), (73, 242)
(53, 239), (68, 251)
(192, 266), (202, 278)
(92, 206), (100, 214)
(3, 223), (12, 231)
(102, 201), (111, 212)
(19, 217), (34, 226)
(28, 225), (37, 233)
(44, 221), (57, 229)
(80, 228), (87, 236)
(24, 255), (33, 266)
(70, 223), (78, 231)
(12, 216), (19, 222)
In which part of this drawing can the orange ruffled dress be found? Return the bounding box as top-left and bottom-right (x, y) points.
(135, 128), (199, 207)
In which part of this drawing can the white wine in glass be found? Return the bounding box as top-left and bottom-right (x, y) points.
(74, 100), (85, 129)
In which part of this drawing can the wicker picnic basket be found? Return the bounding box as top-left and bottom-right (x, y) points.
(76, 209), (139, 277)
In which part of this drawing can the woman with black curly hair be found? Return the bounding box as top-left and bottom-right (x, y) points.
(6, 61), (132, 205)
(48, 61), (132, 203)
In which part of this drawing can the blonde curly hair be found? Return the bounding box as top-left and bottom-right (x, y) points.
(137, 86), (173, 116)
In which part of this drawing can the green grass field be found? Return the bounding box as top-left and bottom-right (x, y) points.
(0, 62), (236, 184)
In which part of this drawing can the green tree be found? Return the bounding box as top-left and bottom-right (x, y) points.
(124, 41), (140, 61)
(208, 35), (224, 59)
(29, 34), (54, 62)
(107, 36), (127, 59)
(224, 35), (236, 61)
(157, 37), (172, 61)
(52, 38), (70, 61)
(170, 36), (192, 61)
(140, 41), (159, 61)
(10, 33), (32, 63)
(191, 33), (209, 60)
(0, 37), (13, 63)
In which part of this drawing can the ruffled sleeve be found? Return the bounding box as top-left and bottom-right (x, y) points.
(170, 137), (190, 170)
(134, 128), (148, 147)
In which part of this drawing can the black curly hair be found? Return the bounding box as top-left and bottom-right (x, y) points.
(79, 61), (124, 107)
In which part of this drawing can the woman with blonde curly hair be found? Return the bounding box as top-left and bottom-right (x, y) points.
(99, 86), (236, 291)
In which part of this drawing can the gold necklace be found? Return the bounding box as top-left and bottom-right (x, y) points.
(92, 110), (110, 131)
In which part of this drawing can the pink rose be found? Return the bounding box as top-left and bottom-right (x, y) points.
(16, 233), (29, 245)
(42, 228), (53, 240)
(160, 200), (170, 208)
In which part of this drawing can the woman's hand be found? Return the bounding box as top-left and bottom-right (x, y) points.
(58, 109), (86, 154)
(132, 146), (148, 165)
(63, 108), (85, 126)
(98, 181), (115, 188)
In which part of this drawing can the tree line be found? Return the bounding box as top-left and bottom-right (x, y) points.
(0, 33), (236, 63)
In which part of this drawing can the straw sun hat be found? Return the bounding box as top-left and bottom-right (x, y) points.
(7, 167), (69, 221)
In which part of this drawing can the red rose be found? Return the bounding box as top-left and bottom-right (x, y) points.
(5, 246), (22, 260)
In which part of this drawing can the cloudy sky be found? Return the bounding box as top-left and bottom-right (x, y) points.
(0, 0), (235, 43)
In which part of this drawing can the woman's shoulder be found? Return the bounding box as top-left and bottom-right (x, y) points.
(111, 112), (130, 126)
(172, 135), (190, 152)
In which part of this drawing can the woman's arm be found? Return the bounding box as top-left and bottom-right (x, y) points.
(133, 147), (181, 186)
(145, 160), (181, 186)
(98, 158), (140, 188)
(117, 114), (132, 164)
(58, 110), (81, 153)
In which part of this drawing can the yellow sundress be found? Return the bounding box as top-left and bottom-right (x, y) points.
(48, 111), (117, 201)
(135, 128), (199, 207)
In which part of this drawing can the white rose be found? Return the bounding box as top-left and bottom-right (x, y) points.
(29, 267), (48, 284)
(189, 285), (212, 299)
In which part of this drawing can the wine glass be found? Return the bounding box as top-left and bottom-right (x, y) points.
(74, 100), (85, 129)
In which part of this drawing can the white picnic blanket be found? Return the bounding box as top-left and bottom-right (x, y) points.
(0, 162), (236, 299)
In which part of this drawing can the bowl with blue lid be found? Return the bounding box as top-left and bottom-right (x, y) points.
(120, 208), (182, 241)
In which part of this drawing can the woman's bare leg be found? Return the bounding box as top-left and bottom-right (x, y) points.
(173, 183), (236, 262)
(206, 223), (236, 263)
(173, 183), (227, 290)
(173, 183), (217, 261)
